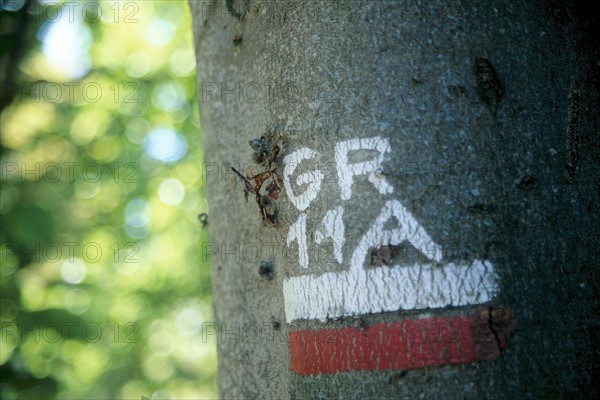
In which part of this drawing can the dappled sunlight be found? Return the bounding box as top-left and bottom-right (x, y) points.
(0, 1), (214, 399)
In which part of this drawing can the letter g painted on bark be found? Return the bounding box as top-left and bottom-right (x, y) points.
(283, 147), (323, 211)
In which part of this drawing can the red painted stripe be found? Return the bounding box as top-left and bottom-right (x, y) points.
(289, 308), (515, 375)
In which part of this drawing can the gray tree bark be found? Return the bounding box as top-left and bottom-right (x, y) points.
(190, 1), (599, 398)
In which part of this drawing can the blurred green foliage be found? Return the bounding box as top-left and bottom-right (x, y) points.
(0, 1), (216, 399)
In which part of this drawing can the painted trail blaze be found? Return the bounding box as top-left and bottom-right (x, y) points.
(282, 137), (514, 374)
(289, 309), (516, 376)
(283, 259), (498, 323)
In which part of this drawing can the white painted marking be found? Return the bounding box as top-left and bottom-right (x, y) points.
(314, 206), (345, 264)
(280, 138), (500, 323)
(350, 199), (443, 272)
(283, 260), (498, 322)
(283, 148), (323, 211)
(287, 213), (308, 269)
(335, 136), (394, 201)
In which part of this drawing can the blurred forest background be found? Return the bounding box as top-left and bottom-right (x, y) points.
(0, 0), (216, 399)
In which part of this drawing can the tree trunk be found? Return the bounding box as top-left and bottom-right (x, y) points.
(189, 1), (599, 398)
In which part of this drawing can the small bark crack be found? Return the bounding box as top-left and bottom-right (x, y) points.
(487, 306), (504, 355)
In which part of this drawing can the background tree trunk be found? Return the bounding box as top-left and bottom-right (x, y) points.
(190, 1), (598, 398)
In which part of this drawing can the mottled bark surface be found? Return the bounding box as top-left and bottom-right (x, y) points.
(190, 1), (599, 398)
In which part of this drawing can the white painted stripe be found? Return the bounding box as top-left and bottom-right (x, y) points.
(283, 260), (498, 322)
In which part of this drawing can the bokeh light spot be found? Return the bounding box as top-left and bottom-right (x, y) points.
(144, 128), (187, 164)
(40, 13), (92, 79)
(175, 307), (203, 335)
(126, 117), (151, 144)
(64, 288), (91, 315)
(125, 51), (151, 78)
(152, 82), (187, 112)
(144, 19), (175, 46)
(158, 178), (185, 206)
(61, 258), (87, 284)
(125, 198), (151, 239)
(169, 48), (196, 77)
(149, 330), (175, 356)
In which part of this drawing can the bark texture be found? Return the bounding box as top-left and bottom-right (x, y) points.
(190, 1), (599, 398)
